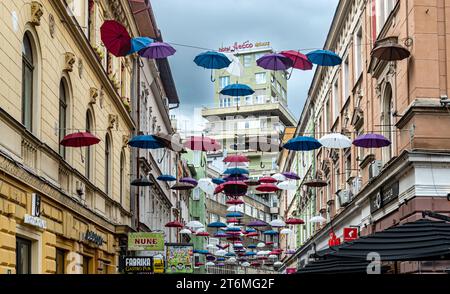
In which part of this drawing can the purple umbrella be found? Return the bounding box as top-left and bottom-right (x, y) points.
(139, 42), (176, 59)
(257, 53), (293, 71)
(224, 175), (249, 182)
(282, 172), (300, 180)
(247, 220), (268, 227)
(180, 177), (198, 187)
(353, 133), (391, 148)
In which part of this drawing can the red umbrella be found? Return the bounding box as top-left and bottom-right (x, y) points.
(214, 184), (225, 194)
(286, 218), (305, 225)
(227, 218), (240, 224)
(258, 176), (277, 184)
(60, 132), (100, 147)
(265, 241), (274, 246)
(281, 50), (313, 70)
(165, 220), (184, 228)
(269, 250), (282, 255)
(196, 232), (210, 237)
(226, 198), (245, 205)
(100, 20), (131, 57)
(256, 183), (279, 193)
(245, 232), (259, 237)
(223, 181), (248, 195)
(223, 155), (249, 163)
(195, 262), (205, 267)
(184, 136), (221, 152)
(244, 179), (260, 186)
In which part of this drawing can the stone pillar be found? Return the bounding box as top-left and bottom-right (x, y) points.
(41, 231), (56, 274)
(0, 214), (16, 274)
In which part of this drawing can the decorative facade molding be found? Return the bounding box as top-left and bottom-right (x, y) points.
(31, 1), (44, 26)
(64, 52), (76, 72)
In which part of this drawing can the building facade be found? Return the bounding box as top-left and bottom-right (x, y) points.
(280, 0), (450, 273)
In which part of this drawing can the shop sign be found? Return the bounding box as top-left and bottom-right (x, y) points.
(31, 193), (41, 217)
(153, 257), (165, 274)
(370, 181), (399, 213)
(219, 40), (270, 53)
(119, 256), (153, 273)
(128, 232), (164, 251)
(165, 243), (194, 274)
(24, 214), (47, 229)
(343, 227), (358, 242)
(84, 230), (104, 246)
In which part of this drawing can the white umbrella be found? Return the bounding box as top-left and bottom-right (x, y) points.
(277, 181), (298, 191)
(186, 220), (204, 229)
(257, 242), (266, 248)
(227, 205), (243, 212)
(195, 227), (206, 233)
(215, 249), (227, 256)
(256, 251), (267, 256)
(241, 262), (250, 267)
(206, 244), (215, 249)
(268, 255), (278, 259)
(226, 257), (237, 263)
(274, 261), (283, 267)
(319, 133), (352, 149)
(179, 228), (192, 235)
(198, 178), (215, 195)
(269, 219), (286, 227)
(225, 53), (244, 77)
(206, 262), (215, 266)
(272, 173), (287, 182)
(309, 215), (327, 223)
(280, 228), (292, 235)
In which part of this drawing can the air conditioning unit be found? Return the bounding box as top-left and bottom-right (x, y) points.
(369, 160), (383, 179)
(337, 189), (351, 207)
(352, 177), (362, 196)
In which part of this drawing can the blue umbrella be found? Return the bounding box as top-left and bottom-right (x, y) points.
(212, 178), (226, 185)
(226, 212), (243, 218)
(223, 168), (249, 175)
(216, 257), (226, 262)
(226, 227), (241, 232)
(194, 249), (209, 254)
(128, 135), (164, 149)
(157, 174), (176, 182)
(306, 50), (342, 66)
(263, 230), (278, 235)
(245, 251), (257, 256)
(245, 228), (257, 233)
(247, 244), (257, 249)
(220, 84), (255, 97)
(283, 136), (322, 151)
(208, 221), (227, 228)
(194, 51), (232, 82)
(128, 37), (153, 54)
(225, 252), (236, 257)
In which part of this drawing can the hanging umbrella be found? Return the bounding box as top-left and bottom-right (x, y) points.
(196, 231), (210, 237)
(268, 254), (278, 260)
(195, 262), (205, 267)
(272, 173), (287, 182)
(258, 176), (277, 184)
(212, 178), (226, 185)
(319, 133), (352, 149)
(224, 175), (249, 182)
(227, 205), (243, 212)
(263, 230), (278, 235)
(186, 220), (204, 229)
(165, 220), (184, 228)
(244, 179), (260, 186)
(256, 242), (266, 248)
(223, 154), (249, 163)
(128, 135), (164, 149)
(128, 37), (153, 55)
(198, 178), (215, 195)
(206, 244), (215, 249)
(223, 168), (249, 175)
(277, 181), (298, 191)
(130, 177), (153, 187)
(280, 228), (293, 235)
(306, 50), (342, 66)
(224, 53), (244, 77)
(139, 42), (176, 59)
(256, 53), (293, 71)
(265, 242), (274, 246)
(304, 179), (328, 188)
(274, 261), (283, 267)
(215, 249), (227, 257)
(353, 133), (391, 148)
(180, 177), (198, 187)
(248, 220), (268, 227)
(226, 212), (244, 218)
(208, 222), (227, 228)
(100, 20), (131, 57)
(206, 261), (215, 266)
(226, 198), (245, 205)
(170, 182), (195, 191)
(285, 218), (305, 225)
(241, 262), (251, 267)
(214, 184), (225, 194)
(245, 228), (257, 233)
(245, 251), (256, 257)
(179, 228), (192, 234)
(214, 231), (228, 238)
(247, 244), (257, 249)
(282, 172), (300, 180)
(256, 183), (279, 193)
(194, 51), (232, 82)
(60, 132), (100, 147)
(153, 132), (185, 152)
(157, 174), (176, 182)
(372, 43), (410, 61)
(184, 136), (221, 152)
(223, 181), (248, 195)
(309, 215), (327, 223)
(269, 219), (286, 227)
(283, 136), (322, 151)
(220, 84), (255, 97)
(280, 50), (313, 70)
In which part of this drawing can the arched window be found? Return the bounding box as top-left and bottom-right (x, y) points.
(119, 151), (125, 206)
(85, 110), (93, 179)
(382, 84), (394, 163)
(105, 134), (111, 195)
(22, 33), (34, 131)
(59, 79), (68, 158)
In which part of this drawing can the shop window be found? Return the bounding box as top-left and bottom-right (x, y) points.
(56, 249), (66, 274)
(16, 237), (32, 274)
(22, 32), (35, 132)
(82, 256), (91, 274)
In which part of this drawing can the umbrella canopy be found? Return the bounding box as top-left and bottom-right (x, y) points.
(180, 177), (198, 187)
(198, 178), (215, 195)
(304, 179), (328, 188)
(184, 136), (221, 152)
(245, 251), (256, 256)
(263, 230), (278, 235)
(272, 173), (287, 182)
(241, 262), (251, 267)
(372, 43), (410, 61)
(128, 135), (164, 149)
(208, 222), (227, 228)
(283, 136), (322, 151)
(309, 215), (327, 223)
(226, 226), (242, 232)
(186, 220), (204, 229)
(195, 262), (205, 267)
(258, 176), (277, 184)
(170, 182), (195, 191)
(274, 261), (283, 267)
(224, 175), (249, 182)
(282, 172), (300, 180)
(215, 249), (227, 257)
(223, 168), (249, 175)
(157, 174), (176, 182)
(281, 50), (313, 70)
(128, 37), (153, 54)
(226, 212), (244, 218)
(223, 181), (248, 195)
(285, 218), (305, 225)
(257, 53), (293, 71)
(247, 244), (257, 249)
(269, 219), (286, 227)
(212, 178), (226, 185)
(353, 133), (391, 148)
(165, 220), (184, 228)
(153, 132), (185, 152)
(277, 181), (298, 191)
(247, 220), (268, 227)
(196, 231), (210, 237)
(100, 20), (131, 57)
(194, 51), (231, 69)
(280, 228), (293, 235)
(223, 154), (249, 163)
(139, 42), (176, 59)
(256, 242), (266, 248)
(214, 231), (228, 238)
(307, 49), (342, 66)
(179, 228), (192, 234)
(214, 184), (225, 194)
(224, 53), (244, 77)
(256, 183), (279, 193)
(130, 177), (153, 187)
(244, 179), (260, 186)
(226, 198), (245, 205)
(220, 83), (255, 97)
(205, 261), (215, 266)
(60, 132), (100, 147)
(225, 252), (237, 257)
(245, 228), (257, 233)
(319, 133), (352, 149)
(227, 206), (243, 213)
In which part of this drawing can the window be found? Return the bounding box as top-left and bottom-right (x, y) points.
(255, 52), (265, 62)
(219, 76), (230, 89)
(193, 151), (201, 166)
(245, 96), (253, 105)
(245, 121), (250, 129)
(345, 154), (352, 189)
(243, 54), (253, 67)
(255, 72), (266, 84)
(16, 237), (32, 274)
(105, 134), (112, 195)
(82, 256), (91, 274)
(382, 84), (394, 163)
(233, 97), (240, 106)
(376, 0), (396, 35)
(56, 249), (66, 274)
(332, 78), (339, 121)
(119, 151), (125, 206)
(221, 97), (231, 108)
(342, 56), (350, 104)
(192, 187), (200, 201)
(85, 110), (93, 179)
(59, 80), (68, 158)
(325, 98), (331, 132)
(22, 33), (34, 132)
(354, 26), (363, 79)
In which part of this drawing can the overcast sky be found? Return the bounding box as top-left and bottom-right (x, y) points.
(151, 0), (339, 131)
